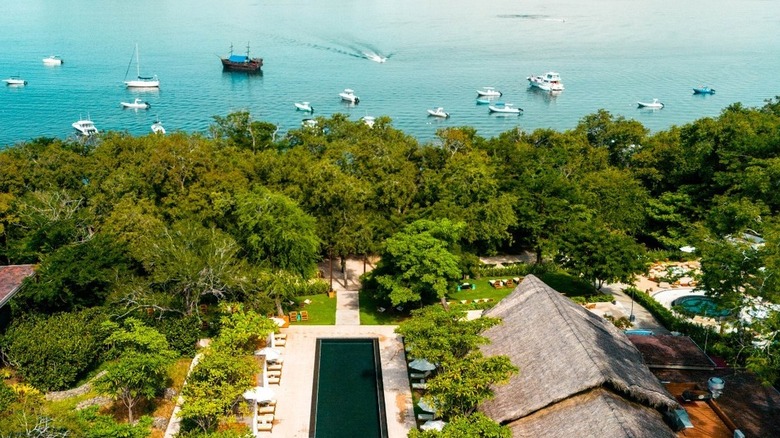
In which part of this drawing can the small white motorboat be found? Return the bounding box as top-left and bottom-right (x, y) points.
(302, 118), (319, 128)
(427, 107), (450, 118)
(637, 98), (664, 109)
(362, 116), (376, 127)
(151, 119), (166, 134)
(488, 102), (522, 114)
(120, 98), (151, 109)
(527, 72), (564, 92)
(339, 88), (360, 104)
(295, 102), (314, 112)
(476, 87), (502, 97)
(43, 55), (63, 65)
(363, 52), (387, 63)
(3, 76), (27, 86)
(72, 118), (98, 136)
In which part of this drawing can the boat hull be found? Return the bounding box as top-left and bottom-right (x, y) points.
(427, 110), (449, 118)
(637, 101), (664, 109)
(221, 58), (263, 72)
(476, 89), (502, 97)
(151, 122), (166, 134)
(295, 103), (313, 112)
(124, 79), (159, 88)
(488, 106), (522, 114)
(339, 94), (359, 104)
(4, 79), (27, 86)
(43, 56), (63, 65)
(693, 88), (715, 95)
(121, 103), (150, 109)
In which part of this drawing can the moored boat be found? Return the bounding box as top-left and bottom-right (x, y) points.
(221, 43), (263, 72)
(3, 76), (27, 86)
(427, 107), (450, 118)
(476, 98), (494, 105)
(637, 98), (664, 109)
(120, 98), (151, 109)
(488, 102), (522, 114)
(72, 118), (98, 136)
(151, 118), (166, 134)
(124, 44), (159, 88)
(295, 102), (313, 112)
(693, 86), (715, 95)
(362, 115), (376, 127)
(527, 72), (564, 92)
(339, 88), (360, 104)
(302, 118), (318, 128)
(43, 55), (63, 65)
(476, 87), (502, 97)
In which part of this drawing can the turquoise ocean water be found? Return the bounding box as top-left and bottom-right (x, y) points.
(2, 0), (779, 146)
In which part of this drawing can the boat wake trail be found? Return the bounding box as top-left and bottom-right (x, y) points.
(266, 33), (392, 62)
(498, 14), (566, 22)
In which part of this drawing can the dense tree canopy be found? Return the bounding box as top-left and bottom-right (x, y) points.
(3, 97), (780, 390)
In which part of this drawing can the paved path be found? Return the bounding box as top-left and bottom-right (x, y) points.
(601, 282), (671, 334)
(319, 258), (373, 326)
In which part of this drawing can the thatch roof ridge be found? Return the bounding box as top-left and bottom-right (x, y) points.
(479, 275), (678, 425)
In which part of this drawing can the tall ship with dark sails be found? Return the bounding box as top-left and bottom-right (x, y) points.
(220, 43), (263, 72)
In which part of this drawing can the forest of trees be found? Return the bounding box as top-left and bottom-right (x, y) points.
(1, 99), (780, 434)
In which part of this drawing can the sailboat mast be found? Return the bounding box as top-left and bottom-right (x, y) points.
(135, 43), (140, 78)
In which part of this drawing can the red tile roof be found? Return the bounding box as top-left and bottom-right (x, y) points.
(0, 264), (36, 307)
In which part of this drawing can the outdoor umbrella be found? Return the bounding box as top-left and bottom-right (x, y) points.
(255, 347), (282, 362)
(679, 246), (696, 253)
(420, 420), (447, 431)
(242, 386), (276, 403)
(417, 398), (436, 413)
(409, 358), (436, 372)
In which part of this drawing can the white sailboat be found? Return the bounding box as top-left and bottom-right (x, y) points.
(124, 44), (159, 88)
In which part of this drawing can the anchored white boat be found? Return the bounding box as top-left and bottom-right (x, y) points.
(488, 102), (522, 114)
(339, 88), (359, 104)
(124, 44), (159, 88)
(302, 118), (318, 128)
(43, 55), (63, 65)
(72, 118), (98, 136)
(295, 102), (313, 112)
(637, 98), (664, 109)
(363, 52), (387, 63)
(3, 76), (27, 86)
(120, 98), (151, 109)
(151, 118), (166, 134)
(527, 72), (564, 92)
(427, 107), (450, 118)
(476, 87), (502, 97)
(362, 116), (376, 127)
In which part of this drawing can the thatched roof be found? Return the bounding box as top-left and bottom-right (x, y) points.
(479, 275), (678, 433)
(506, 388), (676, 438)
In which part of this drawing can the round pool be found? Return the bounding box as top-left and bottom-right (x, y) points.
(671, 295), (730, 318)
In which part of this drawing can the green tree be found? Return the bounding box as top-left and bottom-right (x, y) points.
(211, 303), (277, 354)
(17, 234), (135, 313)
(139, 220), (245, 317)
(178, 349), (258, 433)
(2, 308), (107, 391)
(408, 412), (510, 438)
(210, 111), (279, 152)
(95, 318), (176, 423)
(396, 306), (501, 367)
(556, 220), (646, 290)
(370, 219), (463, 308)
(234, 187), (320, 277)
(427, 353), (516, 418)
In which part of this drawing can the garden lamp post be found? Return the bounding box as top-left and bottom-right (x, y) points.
(629, 288), (636, 322)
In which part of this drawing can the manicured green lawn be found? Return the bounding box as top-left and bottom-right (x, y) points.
(288, 293), (337, 325)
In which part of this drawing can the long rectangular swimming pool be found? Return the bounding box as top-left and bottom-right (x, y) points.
(310, 338), (389, 438)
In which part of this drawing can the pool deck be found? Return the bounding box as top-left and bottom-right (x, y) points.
(259, 325), (414, 438)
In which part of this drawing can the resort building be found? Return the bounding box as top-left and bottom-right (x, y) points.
(478, 275), (681, 437)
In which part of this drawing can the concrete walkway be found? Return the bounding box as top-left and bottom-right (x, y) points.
(319, 258), (373, 326)
(600, 282), (671, 335)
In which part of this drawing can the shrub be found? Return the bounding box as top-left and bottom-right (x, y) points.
(0, 381), (16, 414)
(1, 308), (108, 391)
(149, 315), (201, 357)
